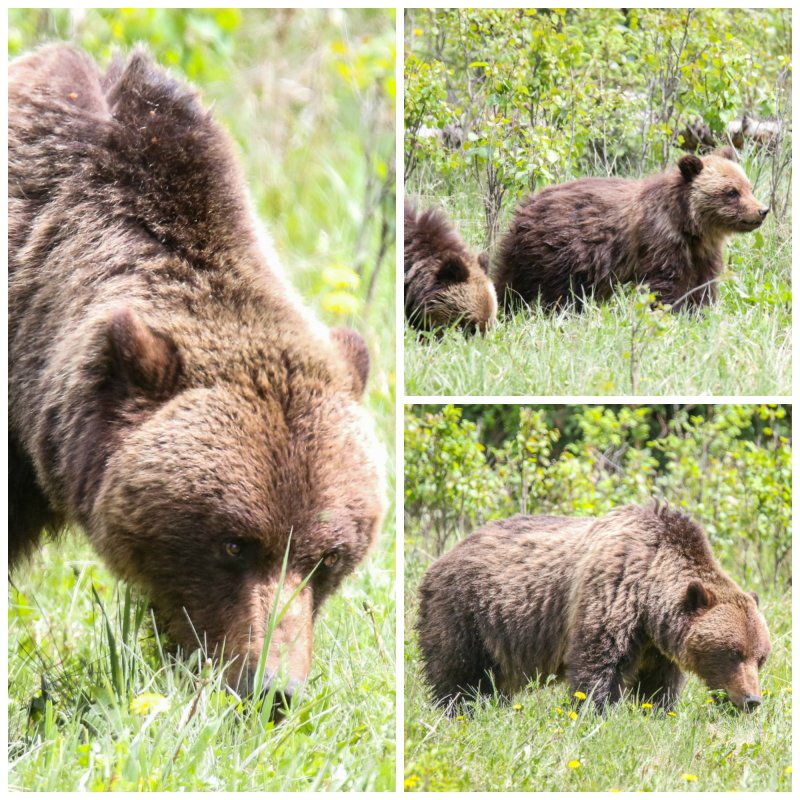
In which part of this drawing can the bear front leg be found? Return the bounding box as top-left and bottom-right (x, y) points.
(9, 437), (62, 566)
(635, 655), (686, 710)
(567, 661), (627, 711)
(565, 613), (644, 711)
(641, 256), (720, 312)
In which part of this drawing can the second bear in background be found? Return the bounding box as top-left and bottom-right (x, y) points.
(404, 201), (497, 334)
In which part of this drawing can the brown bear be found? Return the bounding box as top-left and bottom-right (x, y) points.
(494, 148), (769, 312)
(404, 200), (497, 334)
(416, 504), (770, 713)
(9, 45), (386, 704)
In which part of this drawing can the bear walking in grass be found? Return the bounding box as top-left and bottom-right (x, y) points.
(9, 45), (386, 703)
(404, 200), (497, 334)
(494, 148), (768, 312)
(417, 504), (770, 713)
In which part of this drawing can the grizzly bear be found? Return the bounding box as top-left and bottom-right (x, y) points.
(404, 200), (497, 334)
(9, 45), (386, 703)
(417, 505), (770, 713)
(494, 148), (769, 311)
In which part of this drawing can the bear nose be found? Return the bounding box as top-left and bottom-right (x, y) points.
(743, 694), (762, 712)
(254, 669), (305, 720)
(758, 207), (769, 219)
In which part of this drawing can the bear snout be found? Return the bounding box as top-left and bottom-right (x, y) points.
(224, 573), (314, 706)
(742, 693), (762, 713)
(253, 668), (305, 718)
(226, 665), (305, 720)
(721, 660), (763, 712)
(758, 207), (770, 219)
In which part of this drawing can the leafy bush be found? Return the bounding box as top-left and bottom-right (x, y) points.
(404, 404), (791, 588)
(405, 8), (792, 244)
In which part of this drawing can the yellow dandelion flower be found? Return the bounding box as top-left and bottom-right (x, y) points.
(569, 710), (578, 720)
(641, 702), (653, 709)
(784, 766), (792, 775)
(573, 690), (587, 700)
(322, 265), (360, 290)
(667, 711), (677, 717)
(705, 698), (714, 704)
(404, 775), (419, 789)
(513, 703), (523, 711)
(322, 291), (359, 316)
(555, 707), (563, 715)
(681, 773), (698, 782)
(129, 692), (169, 716)
(567, 759), (581, 769)
(456, 715), (465, 721)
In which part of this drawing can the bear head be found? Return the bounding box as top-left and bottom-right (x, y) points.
(678, 146), (769, 235)
(680, 580), (771, 712)
(405, 204), (497, 334)
(90, 309), (386, 702)
(422, 250), (498, 334)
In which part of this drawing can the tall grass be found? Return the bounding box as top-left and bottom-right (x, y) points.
(8, 9), (396, 792)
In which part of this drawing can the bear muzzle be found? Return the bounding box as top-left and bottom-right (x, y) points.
(738, 206), (769, 231)
(226, 574), (314, 713)
(742, 693), (762, 713)
(721, 661), (763, 712)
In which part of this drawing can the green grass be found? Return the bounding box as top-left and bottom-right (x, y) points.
(8, 9), (396, 792)
(10, 532), (395, 791)
(405, 175), (791, 397)
(404, 581), (792, 792)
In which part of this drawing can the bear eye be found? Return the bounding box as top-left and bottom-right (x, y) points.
(224, 540), (243, 558)
(726, 188), (740, 198)
(322, 550), (340, 568)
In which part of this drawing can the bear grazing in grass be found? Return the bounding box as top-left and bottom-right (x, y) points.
(9, 45), (386, 702)
(417, 505), (770, 713)
(494, 148), (769, 312)
(404, 201), (497, 334)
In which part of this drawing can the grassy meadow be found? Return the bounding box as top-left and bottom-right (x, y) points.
(8, 9), (396, 792)
(404, 169), (791, 397)
(404, 588), (792, 792)
(403, 404), (792, 792)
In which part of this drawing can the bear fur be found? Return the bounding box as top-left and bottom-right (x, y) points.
(404, 200), (497, 334)
(416, 504), (770, 713)
(9, 45), (386, 699)
(494, 148), (769, 312)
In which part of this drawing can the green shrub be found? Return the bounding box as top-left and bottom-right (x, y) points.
(404, 404), (791, 588)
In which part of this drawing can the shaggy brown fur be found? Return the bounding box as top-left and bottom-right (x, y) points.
(494, 148), (768, 312)
(404, 201), (497, 333)
(417, 504), (770, 713)
(9, 45), (386, 700)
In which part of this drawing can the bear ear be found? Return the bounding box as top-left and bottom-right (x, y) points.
(716, 145), (738, 162)
(678, 155), (704, 182)
(437, 257), (469, 284)
(748, 591), (760, 607)
(105, 308), (182, 398)
(477, 252), (491, 275)
(685, 580), (715, 613)
(331, 327), (369, 397)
